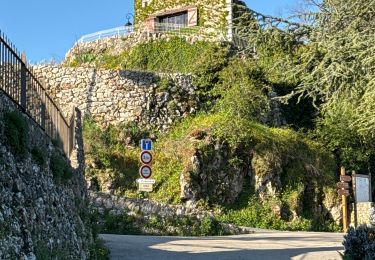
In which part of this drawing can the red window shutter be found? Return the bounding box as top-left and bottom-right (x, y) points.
(146, 17), (155, 32)
(187, 8), (198, 26)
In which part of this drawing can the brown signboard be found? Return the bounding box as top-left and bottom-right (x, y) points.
(338, 189), (350, 196)
(336, 182), (349, 189)
(340, 175), (352, 182)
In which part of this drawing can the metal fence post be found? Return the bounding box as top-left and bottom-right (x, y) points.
(41, 103), (46, 129)
(20, 64), (27, 110)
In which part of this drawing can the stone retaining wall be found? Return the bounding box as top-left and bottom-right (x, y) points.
(33, 65), (199, 129)
(350, 202), (374, 227)
(0, 91), (92, 259)
(89, 191), (252, 235)
(89, 191), (207, 219)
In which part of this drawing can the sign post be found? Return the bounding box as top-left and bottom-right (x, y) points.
(339, 167), (351, 233)
(138, 139), (155, 192)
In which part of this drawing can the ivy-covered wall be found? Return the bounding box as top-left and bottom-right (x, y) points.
(134, 0), (229, 30)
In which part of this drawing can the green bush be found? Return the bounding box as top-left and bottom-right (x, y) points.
(144, 215), (226, 236)
(50, 152), (73, 182)
(3, 111), (29, 155)
(343, 226), (375, 259)
(215, 58), (270, 122)
(35, 244), (69, 260)
(83, 117), (152, 195)
(101, 211), (141, 235)
(80, 53), (96, 63)
(96, 38), (229, 75)
(89, 238), (110, 260)
(31, 146), (46, 166)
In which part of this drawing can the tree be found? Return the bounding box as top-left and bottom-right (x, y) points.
(285, 0), (375, 172)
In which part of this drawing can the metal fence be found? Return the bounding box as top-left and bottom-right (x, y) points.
(76, 23), (227, 44)
(77, 26), (135, 43)
(0, 31), (75, 156)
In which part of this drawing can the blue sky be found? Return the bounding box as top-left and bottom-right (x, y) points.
(0, 0), (299, 63)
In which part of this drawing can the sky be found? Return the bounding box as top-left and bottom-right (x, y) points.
(0, 0), (299, 63)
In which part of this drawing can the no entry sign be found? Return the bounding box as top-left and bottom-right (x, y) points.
(140, 151), (152, 165)
(139, 165), (152, 179)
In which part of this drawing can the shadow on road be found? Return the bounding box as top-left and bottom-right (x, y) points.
(100, 232), (344, 260)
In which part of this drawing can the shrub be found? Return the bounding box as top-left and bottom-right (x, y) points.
(3, 111), (29, 155)
(343, 226), (375, 259)
(101, 212), (141, 235)
(80, 53), (96, 63)
(89, 238), (110, 260)
(50, 152), (73, 182)
(31, 146), (46, 166)
(215, 58), (270, 122)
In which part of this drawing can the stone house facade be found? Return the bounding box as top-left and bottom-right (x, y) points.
(135, 0), (233, 39)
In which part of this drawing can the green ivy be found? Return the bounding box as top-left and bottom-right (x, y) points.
(134, 0), (227, 29)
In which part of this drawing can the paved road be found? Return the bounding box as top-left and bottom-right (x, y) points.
(100, 231), (344, 260)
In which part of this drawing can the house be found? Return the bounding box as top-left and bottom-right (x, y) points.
(134, 0), (234, 39)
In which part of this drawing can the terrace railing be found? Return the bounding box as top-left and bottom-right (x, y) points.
(77, 26), (135, 43)
(75, 23), (227, 44)
(0, 31), (75, 156)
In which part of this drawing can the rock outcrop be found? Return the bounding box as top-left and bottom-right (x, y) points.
(180, 135), (245, 204)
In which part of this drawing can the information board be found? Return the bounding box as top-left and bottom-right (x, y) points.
(354, 174), (371, 203)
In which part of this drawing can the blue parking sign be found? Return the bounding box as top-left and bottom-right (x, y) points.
(141, 139), (152, 151)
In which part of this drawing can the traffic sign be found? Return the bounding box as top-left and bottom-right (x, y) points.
(141, 139), (152, 151)
(137, 178), (156, 184)
(338, 189), (350, 196)
(336, 182), (349, 189)
(139, 165), (152, 179)
(138, 183), (153, 192)
(340, 175), (352, 182)
(140, 151), (153, 165)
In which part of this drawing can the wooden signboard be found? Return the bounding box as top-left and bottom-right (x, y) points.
(337, 182), (349, 189)
(340, 175), (352, 182)
(338, 189), (350, 196)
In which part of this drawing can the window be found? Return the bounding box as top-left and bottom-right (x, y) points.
(159, 11), (188, 26)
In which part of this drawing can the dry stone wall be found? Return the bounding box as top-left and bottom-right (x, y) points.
(33, 65), (199, 129)
(64, 33), (142, 65)
(89, 191), (252, 235)
(0, 91), (93, 259)
(350, 202), (375, 227)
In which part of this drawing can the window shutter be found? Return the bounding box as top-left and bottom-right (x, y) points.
(145, 17), (155, 32)
(187, 8), (198, 26)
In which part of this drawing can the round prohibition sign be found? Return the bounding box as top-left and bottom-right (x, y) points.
(140, 151), (153, 165)
(139, 165), (152, 179)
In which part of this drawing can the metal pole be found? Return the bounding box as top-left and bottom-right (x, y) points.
(341, 166), (348, 233)
(20, 64), (27, 110)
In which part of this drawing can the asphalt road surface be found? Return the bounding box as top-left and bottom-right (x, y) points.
(100, 230), (344, 260)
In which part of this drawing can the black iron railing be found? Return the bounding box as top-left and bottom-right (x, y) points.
(0, 31), (74, 156)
